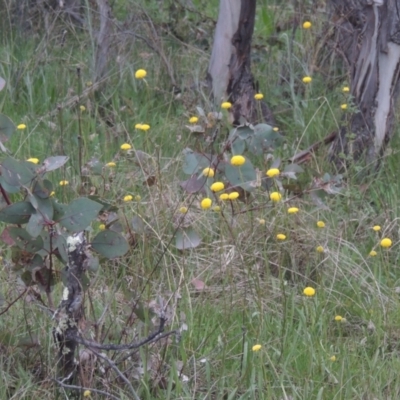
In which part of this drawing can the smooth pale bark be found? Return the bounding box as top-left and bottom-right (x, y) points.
(329, 0), (400, 166)
(207, 0), (274, 125)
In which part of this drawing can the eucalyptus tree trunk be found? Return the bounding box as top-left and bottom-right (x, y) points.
(329, 0), (400, 167)
(207, 0), (274, 125)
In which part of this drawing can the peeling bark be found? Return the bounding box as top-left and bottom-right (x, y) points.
(329, 0), (400, 167)
(207, 0), (274, 125)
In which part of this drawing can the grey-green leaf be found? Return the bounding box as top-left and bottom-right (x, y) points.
(175, 227), (201, 250)
(0, 114), (16, 142)
(91, 230), (129, 259)
(225, 159), (257, 192)
(0, 201), (35, 224)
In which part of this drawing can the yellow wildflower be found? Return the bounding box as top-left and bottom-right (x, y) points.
(302, 76), (312, 84)
(210, 182), (225, 192)
(202, 167), (215, 178)
(80, 105), (86, 112)
(276, 234), (286, 241)
(99, 224), (106, 231)
(334, 315), (343, 322)
(342, 86), (350, 93)
(340, 104), (348, 110)
(135, 69), (147, 79)
(252, 344), (262, 352)
(120, 143), (132, 150)
(213, 206), (221, 212)
(369, 250), (377, 257)
(303, 287), (315, 297)
(201, 198), (212, 209)
(258, 219), (266, 225)
(135, 195), (141, 201)
(59, 180), (69, 186)
(106, 162), (116, 167)
(50, 191), (55, 197)
(27, 158), (39, 164)
(266, 168), (280, 178)
(316, 246), (324, 253)
(231, 155), (246, 166)
(135, 123), (143, 129)
(302, 21), (312, 29)
(273, 127), (279, 131)
(17, 124), (26, 130)
(288, 207), (299, 214)
(179, 207), (188, 214)
(123, 195), (133, 202)
(219, 193), (229, 200)
(330, 356), (336, 362)
(254, 93), (264, 100)
(228, 192), (239, 200)
(189, 116), (199, 124)
(140, 124), (150, 131)
(372, 225), (381, 232)
(83, 390), (91, 398)
(380, 238), (392, 248)
(270, 192), (282, 202)
(221, 102), (232, 109)
(317, 220), (325, 228)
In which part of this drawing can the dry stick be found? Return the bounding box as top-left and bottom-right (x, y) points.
(0, 288), (28, 316)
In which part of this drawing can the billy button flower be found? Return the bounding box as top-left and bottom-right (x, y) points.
(189, 116), (199, 124)
(27, 158), (39, 164)
(276, 234), (286, 241)
(137, 124), (150, 131)
(221, 101), (232, 109)
(106, 162), (116, 167)
(342, 86), (350, 93)
(369, 250), (377, 257)
(372, 225), (381, 232)
(201, 198), (212, 209)
(252, 344), (262, 352)
(340, 104), (348, 110)
(179, 207), (188, 214)
(317, 220), (325, 228)
(120, 143), (132, 150)
(231, 155), (246, 166)
(316, 246), (324, 253)
(17, 124), (27, 130)
(59, 180), (69, 186)
(270, 192), (282, 202)
(302, 21), (312, 29)
(202, 167), (215, 178)
(287, 207), (299, 214)
(228, 192), (239, 200)
(123, 195), (133, 202)
(273, 127), (279, 132)
(302, 76), (312, 84)
(219, 193), (229, 201)
(135, 123), (143, 129)
(135, 69), (147, 79)
(80, 105), (86, 112)
(99, 224), (106, 231)
(380, 238), (392, 248)
(266, 168), (280, 178)
(254, 93), (264, 100)
(303, 287), (316, 297)
(334, 315), (343, 322)
(210, 182), (225, 192)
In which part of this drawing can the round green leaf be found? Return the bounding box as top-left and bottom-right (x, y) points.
(0, 201), (35, 224)
(0, 114), (16, 142)
(91, 230), (129, 259)
(175, 227), (201, 250)
(225, 159), (257, 192)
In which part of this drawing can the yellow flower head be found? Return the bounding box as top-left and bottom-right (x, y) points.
(135, 123), (143, 129)
(254, 93), (264, 100)
(302, 21), (312, 29)
(201, 198), (212, 209)
(120, 143), (132, 150)
(213, 206), (221, 212)
(124, 195), (133, 202)
(330, 356), (336, 362)
(302, 76), (312, 84)
(219, 193), (229, 200)
(59, 180), (69, 186)
(27, 158), (39, 164)
(258, 218), (266, 225)
(228, 192), (239, 200)
(202, 167), (215, 178)
(340, 104), (348, 110)
(380, 238), (392, 248)
(317, 220), (325, 228)
(179, 206), (188, 214)
(372, 225), (381, 232)
(369, 250), (377, 257)
(334, 315), (343, 322)
(266, 168), (280, 178)
(276, 233), (286, 241)
(221, 101), (232, 109)
(252, 344), (262, 352)
(83, 390), (92, 398)
(273, 127), (279, 132)
(231, 155), (246, 166)
(288, 207), (299, 214)
(135, 195), (141, 201)
(50, 191), (55, 197)
(139, 124), (150, 131)
(210, 182), (225, 192)
(86, 81), (93, 87)
(303, 287), (316, 297)
(135, 69), (147, 79)
(342, 86), (350, 93)
(80, 105), (86, 112)
(270, 192), (282, 202)
(106, 162), (116, 167)
(99, 224), (106, 231)
(189, 116), (199, 124)
(17, 124), (26, 130)
(316, 246), (324, 253)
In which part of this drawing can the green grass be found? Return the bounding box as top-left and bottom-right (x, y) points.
(2, 1), (400, 399)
